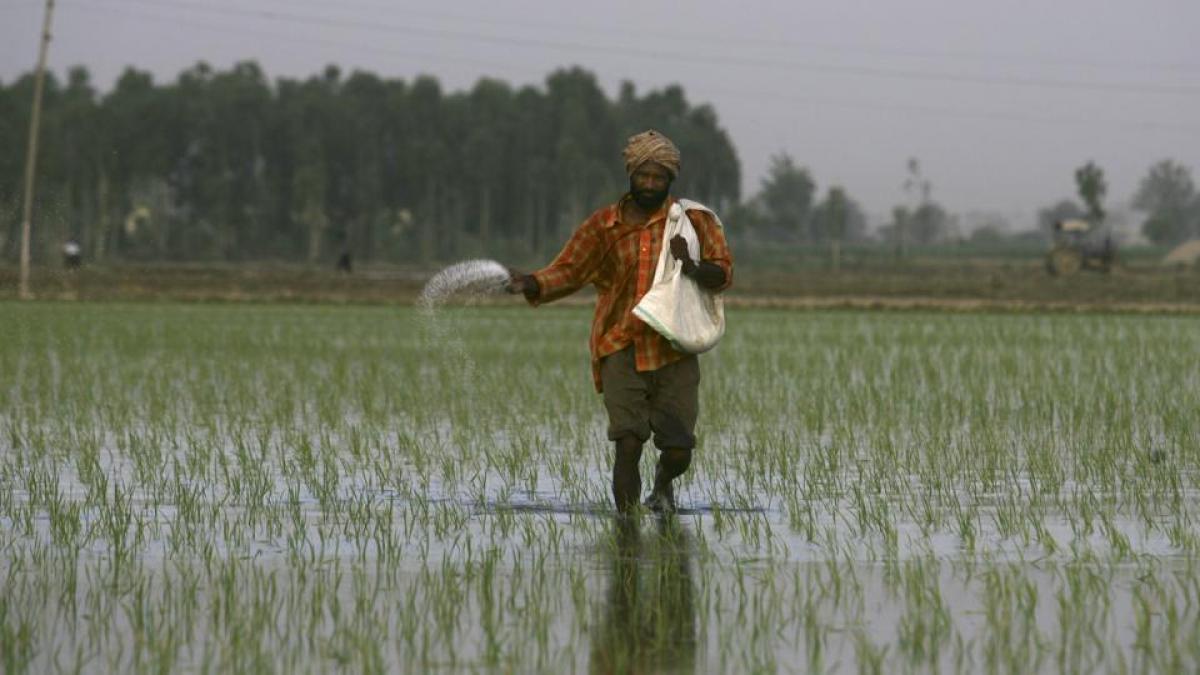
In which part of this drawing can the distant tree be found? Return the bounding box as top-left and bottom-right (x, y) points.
(908, 201), (953, 245)
(968, 223), (1007, 245)
(758, 153), (816, 239)
(1012, 228), (1049, 244)
(1, 62), (745, 264)
(338, 70), (391, 261)
(811, 186), (866, 243)
(1133, 160), (1197, 244)
(462, 78), (514, 251)
(725, 198), (768, 240)
(884, 158), (950, 248)
(101, 66), (174, 260)
(1074, 161), (1107, 223)
(1142, 215), (1181, 245)
(882, 206), (909, 253)
(810, 185), (866, 269)
(903, 157), (931, 204)
(961, 213), (1014, 246)
(883, 203), (951, 247)
(1134, 160), (1194, 214)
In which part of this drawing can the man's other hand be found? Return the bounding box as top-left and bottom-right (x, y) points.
(669, 235), (691, 263)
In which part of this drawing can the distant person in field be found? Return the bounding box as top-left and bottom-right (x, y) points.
(506, 130), (734, 514)
(336, 250), (353, 274)
(62, 239), (82, 269)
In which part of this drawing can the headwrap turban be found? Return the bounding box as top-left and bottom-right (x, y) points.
(622, 130), (681, 179)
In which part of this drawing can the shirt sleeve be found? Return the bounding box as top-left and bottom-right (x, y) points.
(688, 209), (734, 293)
(528, 213), (606, 305)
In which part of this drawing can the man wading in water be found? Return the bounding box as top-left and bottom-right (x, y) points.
(506, 130), (734, 514)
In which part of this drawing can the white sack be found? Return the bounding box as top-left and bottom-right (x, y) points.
(632, 200), (725, 354)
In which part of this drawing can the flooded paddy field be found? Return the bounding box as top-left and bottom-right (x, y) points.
(2, 302), (1199, 673)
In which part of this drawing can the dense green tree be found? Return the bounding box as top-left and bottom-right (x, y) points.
(757, 153), (816, 239)
(1074, 160), (1107, 223)
(54, 68), (103, 250)
(544, 68), (617, 240)
(967, 223), (1008, 245)
(881, 159), (952, 249)
(810, 185), (866, 269)
(1, 62), (750, 264)
(811, 186), (866, 243)
(462, 78), (514, 252)
(908, 202), (953, 245)
(1134, 160), (1197, 244)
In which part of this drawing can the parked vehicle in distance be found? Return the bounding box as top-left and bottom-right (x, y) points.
(1046, 218), (1116, 275)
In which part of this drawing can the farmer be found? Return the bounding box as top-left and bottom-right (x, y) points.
(506, 130), (733, 514)
(62, 239), (83, 269)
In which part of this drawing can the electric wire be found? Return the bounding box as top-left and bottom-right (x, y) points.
(163, 0), (1200, 75)
(69, 0), (1200, 97)
(55, 2), (1200, 135)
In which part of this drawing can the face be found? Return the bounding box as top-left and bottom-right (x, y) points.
(629, 162), (672, 210)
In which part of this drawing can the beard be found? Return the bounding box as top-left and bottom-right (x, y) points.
(630, 179), (669, 211)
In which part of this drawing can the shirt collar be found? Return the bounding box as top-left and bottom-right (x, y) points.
(607, 194), (675, 229)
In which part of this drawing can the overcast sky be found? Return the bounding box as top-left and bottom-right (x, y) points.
(3, 0), (1198, 229)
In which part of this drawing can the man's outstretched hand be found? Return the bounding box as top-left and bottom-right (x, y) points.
(505, 269), (539, 300)
(505, 270), (529, 295)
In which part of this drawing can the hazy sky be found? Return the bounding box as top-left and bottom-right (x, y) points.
(3, 0), (1198, 229)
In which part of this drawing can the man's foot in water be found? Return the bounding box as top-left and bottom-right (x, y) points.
(644, 484), (677, 513)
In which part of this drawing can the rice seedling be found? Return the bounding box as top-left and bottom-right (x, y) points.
(1, 301), (1198, 672)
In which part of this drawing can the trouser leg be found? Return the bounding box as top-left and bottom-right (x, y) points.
(648, 448), (691, 511)
(653, 448), (692, 492)
(645, 354), (699, 511)
(612, 435), (644, 514)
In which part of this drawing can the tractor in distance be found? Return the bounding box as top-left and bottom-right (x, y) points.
(1046, 218), (1116, 275)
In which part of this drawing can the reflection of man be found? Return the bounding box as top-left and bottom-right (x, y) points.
(507, 130), (734, 514)
(590, 518), (697, 674)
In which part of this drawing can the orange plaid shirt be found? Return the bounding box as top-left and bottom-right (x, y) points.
(528, 195), (734, 392)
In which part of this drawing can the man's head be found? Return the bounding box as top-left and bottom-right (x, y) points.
(623, 130), (680, 211)
(630, 162), (672, 211)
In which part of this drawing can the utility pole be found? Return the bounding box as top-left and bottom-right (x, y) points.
(18, 0), (56, 300)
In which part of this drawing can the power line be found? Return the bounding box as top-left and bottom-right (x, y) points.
(65, 3), (527, 75)
(91, 0), (1200, 75)
(59, 2), (1200, 136)
(290, 1), (1200, 76)
(73, 0), (1200, 97)
(0, 1), (44, 10)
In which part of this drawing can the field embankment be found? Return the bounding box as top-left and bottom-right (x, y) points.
(2, 259), (1198, 312)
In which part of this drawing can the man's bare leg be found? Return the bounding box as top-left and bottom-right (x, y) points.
(647, 448), (692, 512)
(612, 436), (644, 514)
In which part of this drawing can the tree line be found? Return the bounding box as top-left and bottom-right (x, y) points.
(5, 61), (1196, 268)
(1, 62), (747, 265)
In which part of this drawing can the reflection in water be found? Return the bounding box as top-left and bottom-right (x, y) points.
(590, 517), (697, 675)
